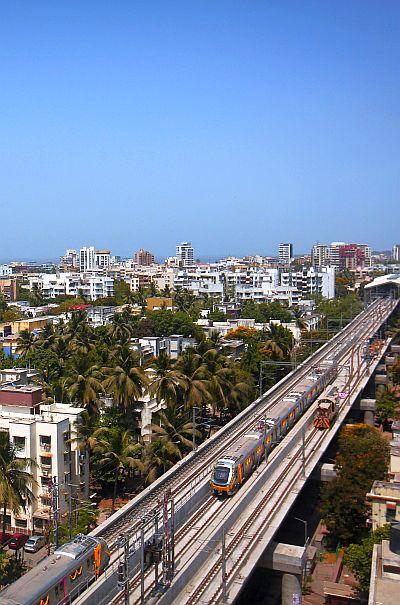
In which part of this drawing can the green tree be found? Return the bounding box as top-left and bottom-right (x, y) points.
(0, 432), (37, 537)
(0, 551), (26, 585)
(92, 428), (143, 513)
(344, 525), (390, 592)
(321, 424), (389, 544)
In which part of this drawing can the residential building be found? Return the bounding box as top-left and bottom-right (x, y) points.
(339, 243), (367, 270)
(0, 316), (56, 338)
(135, 249), (155, 266)
(60, 249), (78, 271)
(0, 277), (17, 301)
(176, 242), (194, 268)
(280, 266), (335, 299)
(28, 273), (114, 301)
(369, 531), (400, 605)
(368, 480), (400, 530)
(95, 249), (111, 269)
(79, 246), (96, 272)
(0, 387), (88, 534)
(393, 244), (400, 262)
(0, 264), (12, 276)
(311, 244), (330, 267)
(327, 242), (346, 268)
(279, 243), (293, 266)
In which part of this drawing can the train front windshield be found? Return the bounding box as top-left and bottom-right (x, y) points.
(213, 466), (230, 485)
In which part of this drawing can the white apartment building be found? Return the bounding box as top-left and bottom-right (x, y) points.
(0, 387), (87, 535)
(28, 273), (114, 301)
(280, 266), (335, 299)
(0, 264), (12, 277)
(393, 244), (400, 262)
(176, 242), (194, 268)
(279, 243), (293, 266)
(79, 246), (96, 272)
(95, 249), (111, 269)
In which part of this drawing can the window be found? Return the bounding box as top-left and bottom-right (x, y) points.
(15, 518), (27, 528)
(40, 456), (51, 467)
(13, 436), (26, 451)
(386, 503), (397, 522)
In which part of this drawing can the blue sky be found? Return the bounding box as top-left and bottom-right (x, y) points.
(1, 1), (399, 260)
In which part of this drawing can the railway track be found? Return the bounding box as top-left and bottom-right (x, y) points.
(99, 299), (390, 551)
(107, 299), (396, 604)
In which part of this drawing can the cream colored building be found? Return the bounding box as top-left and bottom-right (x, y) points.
(367, 480), (400, 531)
(0, 396), (87, 535)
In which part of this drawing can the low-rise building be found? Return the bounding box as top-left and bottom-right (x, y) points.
(0, 277), (18, 301)
(367, 480), (400, 530)
(28, 273), (114, 301)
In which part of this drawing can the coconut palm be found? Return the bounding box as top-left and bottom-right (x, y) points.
(148, 352), (187, 407)
(102, 346), (148, 410)
(145, 406), (201, 454)
(107, 312), (132, 342)
(72, 408), (100, 499)
(91, 428), (143, 513)
(67, 359), (103, 414)
(16, 330), (37, 357)
(143, 440), (179, 484)
(176, 352), (211, 410)
(0, 432), (37, 537)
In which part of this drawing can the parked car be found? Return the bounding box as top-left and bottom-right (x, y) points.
(8, 533), (29, 550)
(23, 535), (46, 553)
(0, 532), (11, 546)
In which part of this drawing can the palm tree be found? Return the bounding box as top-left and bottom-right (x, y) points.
(91, 428), (143, 513)
(148, 353), (187, 407)
(67, 359), (103, 414)
(72, 409), (100, 499)
(102, 346), (148, 410)
(107, 312), (132, 342)
(143, 440), (179, 484)
(145, 406), (200, 454)
(0, 432), (37, 537)
(16, 330), (37, 357)
(176, 352), (211, 410)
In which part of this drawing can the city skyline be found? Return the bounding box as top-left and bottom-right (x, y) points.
(1, 1), (400, 258)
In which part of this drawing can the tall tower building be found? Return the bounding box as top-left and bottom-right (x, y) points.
(311, 244), (330, 267)
(176, 242), (194, 268)
(279, 243), (293, 266)
(79, 246), (96, 273)
(328, 242), (346, 268)
(393, 244), (400, 262)
(135, 249), (155, 266)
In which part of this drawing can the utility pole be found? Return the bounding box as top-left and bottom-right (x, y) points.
(192, 407), (197, 451)
(140, 523), (145, 604)
(124, 534), (130, 605)
(171, 498), (175, 577)
(51, 476), (60, 550)
(301, 427), (306, 479)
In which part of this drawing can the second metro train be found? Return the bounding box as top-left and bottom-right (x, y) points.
(210, 362), (337, 496)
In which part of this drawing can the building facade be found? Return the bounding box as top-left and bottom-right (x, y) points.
(134, 249), (155, 266)
(176, 242), (194, 268)
(279, 243), (293, 266)
(0, 387), (87, 534)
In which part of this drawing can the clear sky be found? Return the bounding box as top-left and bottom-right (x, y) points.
(1, 1), (399, 260)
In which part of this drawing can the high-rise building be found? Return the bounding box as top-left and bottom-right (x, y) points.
(60, 249), (78, 271)
(79, 246), (96, 272)
(311, 244), (330, 267)
(393, 244), (400, 262)
(176, 242), (194, 268)
(279, 243), (293, 266)
(338, 244), (366, 270)
(328, 242), (346, 268)
(135, 249), (155, 266)
(95, 249), (111, 269)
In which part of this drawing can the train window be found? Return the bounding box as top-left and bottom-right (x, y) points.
(38, 596), (50, 605)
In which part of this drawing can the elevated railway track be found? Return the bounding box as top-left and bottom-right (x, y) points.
(77, 300), (397, 605)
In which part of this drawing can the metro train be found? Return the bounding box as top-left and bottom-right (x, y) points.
(0, 535), (110, 605)
(210, 362), (337, 496)
(313, 387), (339, 430)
